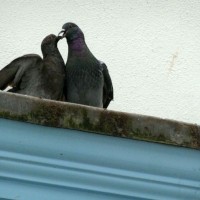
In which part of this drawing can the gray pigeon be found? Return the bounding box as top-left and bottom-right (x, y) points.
(59, 22), (113, 108)
(0, 34), (65, 100)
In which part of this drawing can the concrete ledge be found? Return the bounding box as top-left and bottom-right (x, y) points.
(0, 91), (199, 149)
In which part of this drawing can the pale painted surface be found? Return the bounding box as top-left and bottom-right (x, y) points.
(0, 0), (200, 124)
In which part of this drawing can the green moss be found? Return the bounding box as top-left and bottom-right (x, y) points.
(93, 111), (133, 137)
(189, 125), (200, 147)
(66, 116), (76, 127)
(0, 102), (66, 127)
(61, 106), (89, 130)
(29, 102), (65, 127)
(0, 111), (28, 121)
(79, 109), (92, 129)
(156, 134), (168, 141)
(130, 127), (167, 143)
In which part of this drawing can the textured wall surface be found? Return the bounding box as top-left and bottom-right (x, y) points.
(0, 0), (200, 124)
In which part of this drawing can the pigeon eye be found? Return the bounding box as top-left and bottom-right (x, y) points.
(69, 24), (73, 29)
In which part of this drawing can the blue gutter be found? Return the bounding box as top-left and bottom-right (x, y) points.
(0, 118), (200, 200)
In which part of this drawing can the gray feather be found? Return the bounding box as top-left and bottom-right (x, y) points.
(62, 22), (113, 108)
(0, 35), (65, 100)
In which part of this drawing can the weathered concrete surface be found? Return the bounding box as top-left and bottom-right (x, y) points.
(0, 91), (199, 149)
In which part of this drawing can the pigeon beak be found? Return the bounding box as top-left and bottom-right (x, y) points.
(56, 36), (63, 42)
(58, 30), (67, 38)
(58, 30), (65, 36)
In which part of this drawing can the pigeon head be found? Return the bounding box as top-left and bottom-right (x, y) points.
(59, 22), (84, 42)
(41, 34), (62, 56)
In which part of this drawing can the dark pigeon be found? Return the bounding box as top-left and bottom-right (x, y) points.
(0, 34), (65, 100)
(59, 22), (113, 108)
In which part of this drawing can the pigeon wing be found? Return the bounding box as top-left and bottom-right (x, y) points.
(101, 62), (113, 108)
(0, 54), (42, 90)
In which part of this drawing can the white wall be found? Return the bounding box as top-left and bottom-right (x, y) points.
(0, 0), (200, 124)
